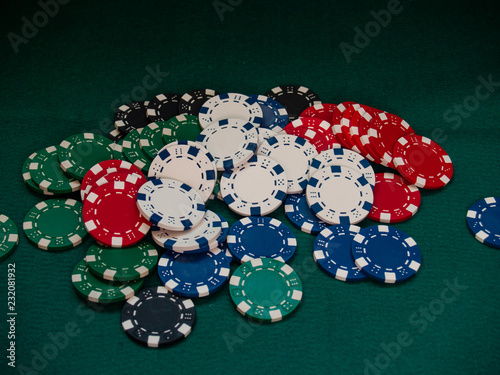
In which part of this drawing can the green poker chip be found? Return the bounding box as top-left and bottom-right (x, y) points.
(111, 140), (127, 161)
(58, 133), (115, 180)
(28, 146), (81, 194)
(162, 115), (202, 145)
(71, 259), (144, 303)
(139, 122), (168, 159)
(229, 258), (303, 322)
(22, 151), (54, 196)
(85, 241), (158, 282)
(0, 215), (19, 261)
(23, 198), (88, 251)
(122, 128), (152, 173)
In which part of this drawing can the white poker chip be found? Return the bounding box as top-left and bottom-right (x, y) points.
(148, 140), (217, 202)
(196, 119), (258, 171)
(257, 134), (317, 194)
(220, 155), (287, 216)
(151, 210), (222, 252)
(306, 165), (374, 225)
(136, 178), (206, 231)
(198, 93), (263, 129)
(308, 148), (375, 186)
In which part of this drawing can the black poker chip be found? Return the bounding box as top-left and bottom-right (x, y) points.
(178, 89), (219, 116)
(114, 101), (150, 134)
(266, 85), (321, 121)
(147, 93), (180, 122)
(121, 286), (196, 347)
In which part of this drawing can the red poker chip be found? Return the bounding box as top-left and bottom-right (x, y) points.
(92, 171), (147, 191)
(83, 180), (151, 247)
(392, 134), (454, 190)
(367, 112), (415, 169)
(367, 173), (421, 223)
(354, 106), (386, 165)
(331, 101), (356, 147)
(80, 159), (145, 201)
(348, 105), (383, 162)
(284, 117), (331, 134)
(300, 103), (337, 125)
(339, 103), (365, 150)
(284, 126), (338, 153)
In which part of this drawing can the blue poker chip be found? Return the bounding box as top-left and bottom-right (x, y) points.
(227, 217), (297, 263)
(466, 197), (500, 248)
(248, 95), (289, 131)
(284, 193), (329, 234)
(313, 224), (367, 282)
(157, 247), (231, 298)
(351, 225), (421, 283)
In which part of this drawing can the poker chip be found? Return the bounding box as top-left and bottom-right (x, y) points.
(392, 134), (453, 189)
(337, 103), (361, 150)
(158, 247), (230, 298)
(22, 151), (54, 195)
(138, 122), (168, 159)
(108, 128), (125, 143)
(368, 173), (421, 223)
(196, 119), (258, 171)
(283, 117), (340, 152)
(121, 286), (196, 347)
(85, 241), (158, 281)
(0, 215), (19, 261)
(331, 101), (356, 147)
(153, 212), (229, 253)
(80, 159), (144, 201)
(58, 133), (115, 180)
(466, 197), (500, 249)
(178, 88), (219, 116)
(308, 148), (375, 187)
(367, 112), (415, 168)
(114, 101), (149, 134)
(227, 216), (297, 263)
(306, 165), (373, 225)
(162, 114), (202, 145)
(148, 140), (217, 202)
(220, 155), (287, 216)
(93, 171), (147, 193)
(23, 199), (87, 251)
(136, 178), (206, 231)
(284, 193), (329, 234)
(122, 128), (152, 172)
(248, 94), (288, 130)
(28, 146), (81, 194)
(83, 180), (151, 248)
(257, 134), (318, 194)
(300, 103), (337, 125)
(351, 225), (421, 283)
(256, 127), (278, 145)
(266, 85), (321, 121)
(111, 141), (126, 161)
(198, 93), (263, 129)
(348, 106), (381, 162)
(313, 224), (367, 282)
(151, 210), (222, 252)
(229, 258), (303, 322)
(146, 93), (180, 122)
(72, 259), (144, 303)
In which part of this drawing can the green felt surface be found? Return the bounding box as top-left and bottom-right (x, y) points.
(1, 0), (499, 374)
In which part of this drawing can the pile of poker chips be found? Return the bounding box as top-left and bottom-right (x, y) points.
(14, 84), (498, 348)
